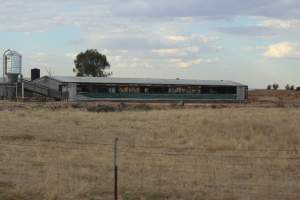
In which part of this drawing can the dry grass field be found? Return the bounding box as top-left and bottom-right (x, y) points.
(0, 99), (300, 200)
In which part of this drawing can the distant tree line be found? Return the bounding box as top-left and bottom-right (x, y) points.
(267, 84), (300, 91)
(267, 84), (279, 90)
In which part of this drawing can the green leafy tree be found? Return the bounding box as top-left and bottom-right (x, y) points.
(73, 49), (111, 77)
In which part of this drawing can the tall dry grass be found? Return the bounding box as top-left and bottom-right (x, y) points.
(0, 105), (299, 200)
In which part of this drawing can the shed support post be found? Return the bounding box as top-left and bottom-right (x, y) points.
(114, 138), (119, 200)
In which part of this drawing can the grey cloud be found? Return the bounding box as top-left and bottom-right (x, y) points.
(1, 0), (300, 33)
(216, 26), (279, 37)
(96, 35), (168, 50)
(112, 0), (300, 19)
(84, 32), (221, 55)
(0, 0), (110, 32)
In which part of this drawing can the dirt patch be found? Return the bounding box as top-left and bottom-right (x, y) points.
(249, 90), (300, 103)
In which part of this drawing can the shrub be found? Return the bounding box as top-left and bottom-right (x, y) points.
(87, 104), (116, 113)
(275, 101), (285, 108)
(285, 84), (290, 90)
(71, 103), (86, 109)
(0, 135), (35, 141)
(267, 85), (272, 90)
(47, 104), (65, 111)
(170, 102), (178, 108)
(118, 102), (127, 110)
(177, 101), (185, 107)
(133, 103), (152, 111)
(123, 192), (139, 200)
(211, 104), (227, 109)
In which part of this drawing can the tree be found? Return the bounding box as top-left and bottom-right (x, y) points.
(267, 85), (272, 90)
(73, 49), (111, 77)
(290, 85), (295, 90)
(272, 83), (279, 90)
(285, 84), (290, 90)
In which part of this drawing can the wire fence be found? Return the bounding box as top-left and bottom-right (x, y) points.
(0, 139), (300, 200)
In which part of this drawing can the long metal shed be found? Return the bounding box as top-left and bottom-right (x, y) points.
(33, 76), (248, 102)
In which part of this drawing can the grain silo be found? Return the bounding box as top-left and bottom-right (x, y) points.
(3, 49), (22, 83)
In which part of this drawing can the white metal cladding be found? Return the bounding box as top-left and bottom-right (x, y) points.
(236, 86), (246, 100)
(46, 76), (247, 87)
(4, 50), (22, 75)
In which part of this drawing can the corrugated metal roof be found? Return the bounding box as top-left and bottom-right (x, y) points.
(46, 76), (247, 86)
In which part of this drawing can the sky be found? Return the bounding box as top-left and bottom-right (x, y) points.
(0, 0), (300, 88)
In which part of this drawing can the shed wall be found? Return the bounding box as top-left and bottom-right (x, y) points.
(0, 84), (16, 99)
(236, 86), (247, 100)
(66, 83), (77, 101)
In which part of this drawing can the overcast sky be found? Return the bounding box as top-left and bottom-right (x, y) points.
(1, 0), (300, 88)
